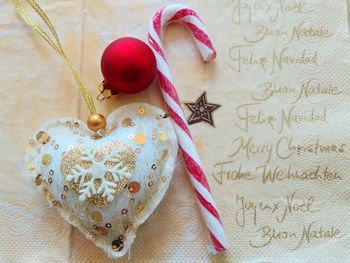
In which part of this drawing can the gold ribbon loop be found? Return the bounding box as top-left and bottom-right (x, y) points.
(12, 0), (96, 115)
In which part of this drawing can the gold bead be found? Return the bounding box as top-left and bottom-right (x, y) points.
(87, 113), (106, 131)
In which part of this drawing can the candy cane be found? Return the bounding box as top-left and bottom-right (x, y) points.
(148, 5), (228, 253)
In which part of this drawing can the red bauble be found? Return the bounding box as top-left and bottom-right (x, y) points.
(100, 37), (157, 94)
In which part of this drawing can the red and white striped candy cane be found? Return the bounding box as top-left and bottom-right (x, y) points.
(148, 4), (228, 253)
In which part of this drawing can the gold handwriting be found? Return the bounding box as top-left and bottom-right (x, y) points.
(211, 161), (255, 185)
(293, 222), (341, 250)
(257, 165), (342, 184)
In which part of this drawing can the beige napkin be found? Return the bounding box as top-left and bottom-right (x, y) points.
(1, 0), (350, 262)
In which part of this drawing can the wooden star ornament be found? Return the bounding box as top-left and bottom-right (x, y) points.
(184, 92), (221, 127)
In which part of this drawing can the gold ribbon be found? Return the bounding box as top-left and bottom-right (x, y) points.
(12, 0), (96, 115)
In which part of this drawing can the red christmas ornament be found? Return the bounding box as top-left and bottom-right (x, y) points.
(101, 37), (157, 94)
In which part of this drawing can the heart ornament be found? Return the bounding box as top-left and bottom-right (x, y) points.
(25, 103), (178, 258)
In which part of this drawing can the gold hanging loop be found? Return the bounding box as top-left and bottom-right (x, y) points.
(12, 0), (97, 117)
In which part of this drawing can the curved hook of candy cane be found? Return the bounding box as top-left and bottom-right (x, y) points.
(148, 4), (228, 253)
(149, 4), (216, 62)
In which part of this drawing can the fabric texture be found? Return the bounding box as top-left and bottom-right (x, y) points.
(24, 103), (178, 258)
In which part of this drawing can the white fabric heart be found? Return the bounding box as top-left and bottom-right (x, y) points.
(24, 103), (178, 258)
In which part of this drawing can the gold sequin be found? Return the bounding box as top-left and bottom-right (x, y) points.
(36, 131), (50, 144)
(91, 211), (103, 222)
(162, 149), (169, 160)
(35, 174), (42, 186)
(158, 131), (168, 141)
(96, 227), (108, 236)
(138, 107), (145, 115)
(122, 118), (133, 127)
(135, 203), (145, 214)
(134, 133), (146, 144)
(52, 200), (62, 208)
(128, 181), (140, 193)
(42, 154), (52, 166)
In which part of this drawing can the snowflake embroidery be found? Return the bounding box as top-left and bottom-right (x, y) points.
(65, 147), (134, 203)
